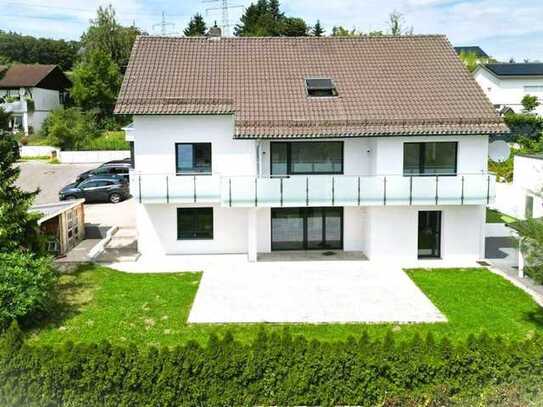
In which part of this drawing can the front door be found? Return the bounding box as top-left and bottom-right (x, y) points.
(418, 211), (442, 258)
(271, 207), (343, 251)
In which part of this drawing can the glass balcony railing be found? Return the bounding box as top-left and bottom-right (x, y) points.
(130, 172), (496, 207)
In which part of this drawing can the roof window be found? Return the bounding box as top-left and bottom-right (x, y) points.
(305, 78), (338, 97)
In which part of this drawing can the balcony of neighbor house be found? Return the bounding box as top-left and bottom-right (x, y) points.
(0, 96), (28, 114)
(130, 172), (496, 208)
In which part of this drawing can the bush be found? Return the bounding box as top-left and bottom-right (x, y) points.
(84, 131), (129, 151)
(0, 252), (57, 330)
(503, 112), (543, 141)
(40, 107), (99, 150)
(2, 327), (543, 406)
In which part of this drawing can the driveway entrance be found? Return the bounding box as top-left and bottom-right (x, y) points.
(188, 261), (446, 324)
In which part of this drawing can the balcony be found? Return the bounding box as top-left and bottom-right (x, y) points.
(1, 99), (27, 114)
(131, 172), (496, 207)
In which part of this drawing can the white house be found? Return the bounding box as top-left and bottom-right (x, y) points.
(0, 64), (71, 134)
(513, 154), (543, 219)
(473, 63), (543, 115)
(115, 34), (508, 263)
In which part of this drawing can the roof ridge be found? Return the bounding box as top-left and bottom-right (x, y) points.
(138, 34), (447, 40)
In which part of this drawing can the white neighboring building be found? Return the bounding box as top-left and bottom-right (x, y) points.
(0, 64), (71, 134)
(513, 154), (543, 219)
(473, 63), (543, 115)
(115, 34), (509, 263)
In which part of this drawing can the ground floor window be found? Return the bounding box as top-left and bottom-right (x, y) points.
(418, 210), (442, 258)
(271, 207), (343, 250)
(177, 208), (213, 240)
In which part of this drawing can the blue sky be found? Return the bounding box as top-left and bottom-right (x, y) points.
(0, 0), (542, 61)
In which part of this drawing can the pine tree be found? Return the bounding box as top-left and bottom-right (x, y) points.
(312, 20), (324, 37)
(184, 13), (207, 37)
(0, 130), (42, 253)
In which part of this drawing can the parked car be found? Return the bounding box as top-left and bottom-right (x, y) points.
(76, 160), (131, 183)
(59, 177), (130, 204)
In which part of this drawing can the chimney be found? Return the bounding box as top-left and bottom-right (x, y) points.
(207, 22), (222, 40)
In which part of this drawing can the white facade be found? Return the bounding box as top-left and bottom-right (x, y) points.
(513, 155), (543, 219)
(0, 87), (64, 133)
(473, 67), (543, 115)
(131, 115), (493, 263)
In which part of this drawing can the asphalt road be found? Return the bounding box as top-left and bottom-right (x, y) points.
(17, 160), (136, 230)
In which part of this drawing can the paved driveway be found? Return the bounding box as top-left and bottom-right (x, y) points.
(188, 262), (446, 324)
(17, 161), (136, 231)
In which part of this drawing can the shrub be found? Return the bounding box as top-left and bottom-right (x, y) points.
(83, 131), (129, 151)
(40, 107), (99, 150)
(510, 218), (543, 284)
(0, 252), (57, 330)
(1, 327), (543, 406)
(503, 112), (543, 141)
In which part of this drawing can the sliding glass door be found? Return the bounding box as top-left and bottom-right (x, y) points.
(271, 207), (343, 250)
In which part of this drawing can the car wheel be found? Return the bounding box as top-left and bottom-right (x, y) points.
(109, 193), (122, 204)
(64, 195), (76, 200)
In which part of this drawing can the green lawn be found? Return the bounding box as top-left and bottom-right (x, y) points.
(486, 208), (518, 224)
(29, 265), (543, 347)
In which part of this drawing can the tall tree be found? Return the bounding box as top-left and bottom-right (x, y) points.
(331, 26), (360, 37)
(388, 10), (413, 36)
(312, 20), (325, 37)
(184, 13), (207, 36)
(70, 49), (121, 119)
(234, 0), (308, 37)
(0, 131), (42, 253)
(80, 5), (142, 71)
(522, 95), (540, 113)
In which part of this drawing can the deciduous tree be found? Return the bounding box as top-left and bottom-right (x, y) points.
(522, 94), (540, 113)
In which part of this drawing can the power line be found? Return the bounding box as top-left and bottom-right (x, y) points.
(202, 0), (244, 35)
(152, 11), (176, 36)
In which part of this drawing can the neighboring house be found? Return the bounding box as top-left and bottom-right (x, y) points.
(0, 64), (71, 134)
(30, 199), (86, 256)
(115, 33), (508, 263)
(473, 63), (543, 115)
(454, 46), (489, 58)
(513, 154), (543, 219)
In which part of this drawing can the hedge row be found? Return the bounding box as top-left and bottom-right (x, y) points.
(2, 323), (543, 406)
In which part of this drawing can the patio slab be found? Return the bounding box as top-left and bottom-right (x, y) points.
(188, 261), (446, 324)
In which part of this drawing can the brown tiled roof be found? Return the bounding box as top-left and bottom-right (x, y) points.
(0, 64), (57, 88)
(115, 35), (509, 138)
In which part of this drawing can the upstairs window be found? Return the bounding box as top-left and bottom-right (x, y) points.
(403, 142), (458, 176)
(305, 78), (338, 97)
(175, 143), (212, 175)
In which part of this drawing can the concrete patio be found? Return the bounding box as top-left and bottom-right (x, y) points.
(188, 261), (447, 324)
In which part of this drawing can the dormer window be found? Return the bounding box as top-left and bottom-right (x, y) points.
(305, 78), (338, 97)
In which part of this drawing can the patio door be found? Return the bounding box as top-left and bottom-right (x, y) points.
(271, 207), (343, 251)
(418, 211), (441, 258)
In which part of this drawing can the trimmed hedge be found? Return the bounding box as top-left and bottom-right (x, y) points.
(2, 324), (543, 406)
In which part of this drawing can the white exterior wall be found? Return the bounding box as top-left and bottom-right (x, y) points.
(513, 155), (543, 219)
(474, 68), (543, 115)
(133, 115), (255, 175)
(133, 114), (489, 260)
(365, 205), (485, 262)
(137, 203), (249, 255)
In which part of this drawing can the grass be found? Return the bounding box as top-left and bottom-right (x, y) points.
(29, 265), (543, 347)
(487, 208), (518, 224)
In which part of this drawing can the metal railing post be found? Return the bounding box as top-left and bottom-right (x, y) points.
(193, 175), (197, 203)
(435, 176), (439, 206)
(166, 175), (169, 204)
(228, 178), (232, 207)
(357, 176), (361, 206)
(138, 175), (142, 204)
(461, 176), (465, 205)
(306, 177), (309, 206)
(280, 178), (284, 207)
(383, 176), (387, 206)
(409, 176), (413, 206)
(254, 177), (258, 207)
(332, 176), (335, 206)
(486, 175), (490, 205)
